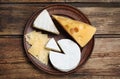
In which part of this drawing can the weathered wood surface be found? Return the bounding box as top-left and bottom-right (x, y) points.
(0, 38), (120, 79)
(0, 0), (120, 2)
(0, 0), (65, 2)
(66, 0), (120, 2)
(0, 4), (120, 35)
(0, 1), (120, 79)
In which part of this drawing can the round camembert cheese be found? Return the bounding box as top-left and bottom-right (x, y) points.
(49, 39), (81, 72)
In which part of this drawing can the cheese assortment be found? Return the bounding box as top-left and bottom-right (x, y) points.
(25, 9), (96, 72)
(52, 15), (96, 47)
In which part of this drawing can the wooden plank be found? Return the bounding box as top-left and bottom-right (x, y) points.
(0, 4), (42, 35)
(68, 75), (120, 79)
(0, 0), (120, 2)
(1, 75), (120, 79)
(0, 4), (120, 35)
(79, 7), (120, 34)
(76, 38), (120, 75)
(65, 0), (120, 2)
(0, 0), (65, 2)
(0, 37), (120, 77)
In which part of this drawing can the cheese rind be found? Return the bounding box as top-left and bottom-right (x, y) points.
(53, 15), (96, 47)
(46, 38), (61, 52)
(33, 10), (59, 35)
(49, 39), (81, 72)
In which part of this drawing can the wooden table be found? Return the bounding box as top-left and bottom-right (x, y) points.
(0, 0), (120, 79)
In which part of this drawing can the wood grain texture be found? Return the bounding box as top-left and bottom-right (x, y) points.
(79, 7), (120, 34)
(0, 0), (120, 2)
(0, 1), (120, 79)
(65, 0), (120, 2)
(77, 38), (120, 75)
(0, 37), (120, 78)
(0, 4), (120, 35)
(0, 4), (42, 35)
(0, 0), (65, 2)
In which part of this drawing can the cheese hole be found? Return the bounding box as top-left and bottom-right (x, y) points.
(74, 27), (79, 32)
(70, 27), (79, 34)
(65, 25), (69, 29)
(70, 28), (74, 34)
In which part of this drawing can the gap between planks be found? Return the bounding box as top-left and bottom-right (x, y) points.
(0, 34), (120, 38)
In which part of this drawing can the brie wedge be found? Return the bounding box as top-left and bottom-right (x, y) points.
(46, 38), (61, 52)
(33, 9), (59, 35)
(49, 39), (81, 72)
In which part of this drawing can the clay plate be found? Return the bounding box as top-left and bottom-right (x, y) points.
(23, 4), (95, 75)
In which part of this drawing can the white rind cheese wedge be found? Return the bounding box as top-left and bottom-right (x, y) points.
(49, 39), (81, 72)
(33, 9), (59, 35)
(46, 38), (61, 52)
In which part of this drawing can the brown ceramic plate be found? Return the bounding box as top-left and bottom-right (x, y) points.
(23, 4), (94, 75)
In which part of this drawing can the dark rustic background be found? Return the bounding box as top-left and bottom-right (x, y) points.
(0, 0), (120, 79)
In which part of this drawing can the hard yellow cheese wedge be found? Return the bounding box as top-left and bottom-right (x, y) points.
(53, 15), (96, 47)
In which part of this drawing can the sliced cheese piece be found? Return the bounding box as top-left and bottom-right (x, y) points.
(46, 38), (61, 52)
(25, 31), (41, 45)
(49, 39), (81, 72)
(33, 9), (60, 35)
(38, 49), (49, 65)
(53, 15), (96, 47)
(25, 31), (50, 65)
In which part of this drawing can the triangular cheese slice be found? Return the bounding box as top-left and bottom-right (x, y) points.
(46, 38), (61, 52)
(52, 15), (96, 47)
(33, 9), (60, 35)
